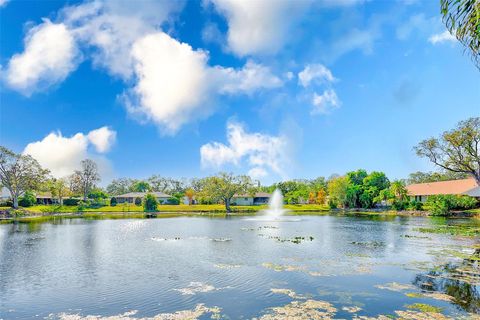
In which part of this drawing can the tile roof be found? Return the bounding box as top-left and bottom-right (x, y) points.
(406, 178), (479, 196)
(116, 191), (172, 198)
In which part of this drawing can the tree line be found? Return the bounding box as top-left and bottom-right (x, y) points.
(1, 117), (479, 213)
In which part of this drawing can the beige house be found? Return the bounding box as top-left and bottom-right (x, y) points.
(232, 192), (272, 206)
(115, 192), (174, 204)
(406, 178), (480, 202)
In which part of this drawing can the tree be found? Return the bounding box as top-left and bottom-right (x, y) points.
(200, 172), (254, 213)
(308, 192), (315, 204)
(407, 171), (469, 184)
(73, 159), (100, 201)
(106, 178), (134, 195)
(19, 191), (36, 207)
(131, 181), (151, 192)
(143, 193), (158, 211)
(185, 188), (195, 205)
(390, 180), (408, 201)
(327, 176), (349, 208)
(441, 0), (480, 69)
(88, 187), (108, 200)
(415, 117), (480, 185)
(0, 146), (49, 208)
(316, 189), (326, 205)
(47, 177), (71, 205)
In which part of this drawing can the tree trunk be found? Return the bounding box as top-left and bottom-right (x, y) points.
(225, 198), (231, 213)
(13, 196), (18, 209)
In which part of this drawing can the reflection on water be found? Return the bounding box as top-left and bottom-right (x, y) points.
(0, 215), (479, 319)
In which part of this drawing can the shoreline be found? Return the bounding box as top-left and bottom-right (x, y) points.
(1, 207), (478, 224)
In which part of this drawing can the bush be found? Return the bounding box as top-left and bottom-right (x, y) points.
(391, 199), (408, 211)
(328, 199), (338, 209)
(167, 197), (180, 205)
(19, 191), (36, 207)
(134, 197), (142, 206)
(425, 195), (477, 216)
(110, 197), (117, 206)
(0, 199), (13, 207)
(63, 198), (80, 206)
(407, 200), (423, 211)
(143, 193), (158, 212)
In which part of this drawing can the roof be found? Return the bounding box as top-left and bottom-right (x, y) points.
(35, 192), (53, 199)
(116, 191), (172, 198)
(406, 178), (479, 196)
(233, 192), (272, 198)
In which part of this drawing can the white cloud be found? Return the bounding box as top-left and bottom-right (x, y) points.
(5, 19), (80, 95)
(61, 0), (184, 79)
(217, 60), (283, 94)
(87, 126), (117, 153)
(208, 0), (309, 56)
(311, 89), (341, 115)
(428, 30), (456, 44)
(200, 121), (289, 178)
(248, 167), (268, 179)
(298, 64), (336, 87)
(124, 32), (282, 134)
(0, 0), (9, 8)
(23, 127), (116, 178)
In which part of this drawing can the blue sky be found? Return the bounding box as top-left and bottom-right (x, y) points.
(1, 0), (479, 185)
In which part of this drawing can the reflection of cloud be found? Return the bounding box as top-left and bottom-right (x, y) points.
(393, 79), (421, 105)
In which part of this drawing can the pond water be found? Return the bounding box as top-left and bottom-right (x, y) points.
(0, 214), (479, 319)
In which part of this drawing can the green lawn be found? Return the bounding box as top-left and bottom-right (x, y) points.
(4, 203), (330, 215)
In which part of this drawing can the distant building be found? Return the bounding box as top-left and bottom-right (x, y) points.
(406, 178), (480, 202)
(36, 192), (58, 205)
(232, 192), (271, 206)
(115, 192), (174, 204)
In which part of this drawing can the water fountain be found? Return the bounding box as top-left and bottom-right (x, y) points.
(265, 189), (288, 218)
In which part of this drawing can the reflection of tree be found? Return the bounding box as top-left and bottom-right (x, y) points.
(412, 249), (480, 313)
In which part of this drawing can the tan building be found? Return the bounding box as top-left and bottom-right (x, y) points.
(116, 192), (173, 204)
(406, 178), (480, 202)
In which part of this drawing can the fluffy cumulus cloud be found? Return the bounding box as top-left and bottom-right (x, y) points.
(428, 30), (456, 44)
(5, 19), (80, 95)
(87, 126), (117, 153)
(23, 126), (116, 178)
(207, 0), (309, 56)
(311, 89), (341, 115)
(60, 0), (184, 79)
(298, 64), (336, 87)
(124, 32), (282, 134)
(200, 122), (289, 179)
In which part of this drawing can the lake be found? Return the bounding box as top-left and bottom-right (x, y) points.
(0, 214), (479, 319)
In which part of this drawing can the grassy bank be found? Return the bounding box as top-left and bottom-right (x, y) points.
(2, 203), (331, 215)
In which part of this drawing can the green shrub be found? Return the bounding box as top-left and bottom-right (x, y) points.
(134, 197), (142, 206)
(425, 195), (477, 216)
(407, 200), (423, 211)
(110, 197), (117, 206)
(392, 199), (408, 211)
(19, 191), (36, 207)
(63, 198), (79, 206)
(328, 199), (338, 209)
(143, 193), (158, 212)
(167, 197), (180, 205)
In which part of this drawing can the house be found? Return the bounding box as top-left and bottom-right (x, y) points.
(115, 192), (174, 204)
(182, 196), (198, 205)
(406, 178), (480, 202)
(232, 192), (272, 206)
(36, 192), (58, 205)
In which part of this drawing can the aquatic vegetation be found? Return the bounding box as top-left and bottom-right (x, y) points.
(257, 299), (337, 320)
(173, 282), (231, 295)
(415, 225), (480, 237)
(213, 263), (242, 269)
(405, 303), (444, 313)
(342, 306), (362, 313)
(262, 263), (306, 272)
(258, 234), (314, 244)
(405, 292), (454, 302)
(53, 304), (222, 319)
(270, 288), (307, 299)
(394, 310), (450, 319)
(374, 282), (416, 292)
(350, 241), (386, 248)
